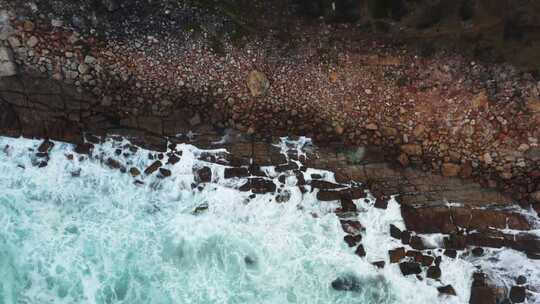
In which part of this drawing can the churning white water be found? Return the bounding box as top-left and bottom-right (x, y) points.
(0, 136), (536, 303)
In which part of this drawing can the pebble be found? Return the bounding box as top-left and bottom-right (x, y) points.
(26, 36), (39, 47)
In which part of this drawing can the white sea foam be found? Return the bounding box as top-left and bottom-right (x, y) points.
(0, 136), (538, 303)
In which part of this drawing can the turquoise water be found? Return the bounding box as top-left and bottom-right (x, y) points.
(0, 137), (471, 304)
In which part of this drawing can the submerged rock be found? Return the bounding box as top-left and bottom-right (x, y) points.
(331, 273), (362, 292)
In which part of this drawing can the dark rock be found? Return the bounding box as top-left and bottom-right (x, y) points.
(444, 249), (457, 258)
(196, 166), (212, 183)
(105, 158), (122, 170)
(37, 160), (47, 168)
(355, 244), (366, 257)
(469, 272), (503, 304)
(74, 143), (94, 155)
(427, 266), (441, 279)
(472, 247), (484, 257)
(344, 234), (362, 247)
(331, 273), (361, 292)
(421, 255), (434, 267)
(167, 154), (181, 165)
(239, 178), (276, 194)
(144, 160), (162, 175)
(399, 262), (422, 276)
(437, 285), (456, 296)
(516, 275), (527, 285)
(224, 167), (249, 178)
(389, 247), (406, 263)
(310, 180), (344, 190)
(509, 286), (526, 303)
(158, 168), (172, 178)
(390, 224), (402, 240)
(374, 198), (388, 209)
(193, 203), (209, 215)
(244, 255), (256, 266)
(401, 230), (411, 244)
(444, 233), (466, 250)
(248, 163), (266, 177)
(340, 197), (357, 212)
(38, 139), (54, 153)
(129, 167), (141, 177)
(275, 162), (298, 172)
(372, 261), (385, 269)
(410, 236), (425, 250)
(434, 256), (442, 267)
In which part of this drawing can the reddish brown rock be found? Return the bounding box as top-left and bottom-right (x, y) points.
(144, 160), (162, 175)
(389, 247), (406, 263)
(441, 163), (461, 177)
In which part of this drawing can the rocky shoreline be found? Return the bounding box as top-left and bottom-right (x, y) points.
(1, 1), (540, 302)
(1, 2), (539, 208)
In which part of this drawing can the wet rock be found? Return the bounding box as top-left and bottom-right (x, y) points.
(509, 286), (526, 303)
(401, 230), (411, 244)
(158, 168), (171, 178)
(344, 234), (362, 247)
(247, 70), (270, 97)
(340, 197), (357, 212)
(389, 247), (406, 263)
(129, 167), (141, 177)
(397, 153), (410, 167)
(437, 285), (456, 296)
(444, 249), (457, 258)
(469, 272), (501, 304)
(472, 247), (484, 257)
(244, 255), (256, 266)
(421, 255), (434, 267)
(224, 167), (249, 178)
(372, 261), (385, 269)
(340, 220), (363, 235)
(166, 154), (181, 165)
(195, 166), (212, 183)
(400, 205), (455, 234)
(444, 233), (466, 250)
(105, 158), (122, 170)
(399, 262), (422, 276)
(193, 202), (209, 215)
(37, 139), (54, 153)
(74, 143), (94, 155)
(410, 236), (425, 250)
(390, 224), (402, 240)
(331, 273), (361, 292)
(144, 160), (162, 175)
(516, 276), (527, 285)
(427, 266), (441, 279)
(239, 178), (276, 194)
(355, 244), (366, 257)
(374, 198), (388, 209)
(310, 180), (344, 190)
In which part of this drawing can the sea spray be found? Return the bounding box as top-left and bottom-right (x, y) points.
(0, 136), (537, 303)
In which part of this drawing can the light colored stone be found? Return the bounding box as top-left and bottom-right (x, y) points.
(401, 144), (422, 156)
(483, 152), (493, 165)
(471, 91), (488, 109)
(526, 98), (540, 113)
(26, 36), (39, 47)
(246, 70), (270, 97)
(365, 123), (378, 130)
(7, 36), (20, 48)
(441, 163), (461, 177)
(0, 47), (17, 77)
(413, 124), (426, 138)
(78, 63), (90, 74)
(84, 55), (97, 65)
